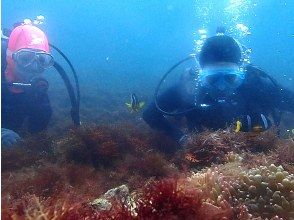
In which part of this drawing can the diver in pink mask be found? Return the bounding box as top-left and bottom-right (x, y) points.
(2, 23), (53, 139)
(2, 19), (80, 147)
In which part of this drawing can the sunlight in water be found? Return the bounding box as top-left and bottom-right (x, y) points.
(193, 0), (259, 65)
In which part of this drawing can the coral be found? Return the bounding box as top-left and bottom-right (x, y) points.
(232, 164), (294, 219)
(185, 168), (231, 203)
(183, 167), (243, 220)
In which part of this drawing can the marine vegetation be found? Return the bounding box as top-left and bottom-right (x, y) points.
(173, 129), (279, 170)
(1, 123), (294, 220)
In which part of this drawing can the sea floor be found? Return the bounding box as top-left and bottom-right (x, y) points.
(2, 123), (293, 220)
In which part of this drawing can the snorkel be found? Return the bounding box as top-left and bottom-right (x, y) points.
(3, 16), (80, 126)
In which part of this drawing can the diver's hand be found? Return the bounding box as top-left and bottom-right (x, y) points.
(1, 128), (21, 147)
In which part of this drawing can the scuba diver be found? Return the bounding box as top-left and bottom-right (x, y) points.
(1, 17), (80, 146)
(143, 30), (294, 145)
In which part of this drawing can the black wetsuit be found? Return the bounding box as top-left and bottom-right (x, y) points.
(1, 38), (52, 134)
(143, 65), (294, 141)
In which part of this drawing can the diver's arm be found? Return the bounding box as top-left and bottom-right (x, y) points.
(143, 86), (184, 141)
(1, 38), (8, 76)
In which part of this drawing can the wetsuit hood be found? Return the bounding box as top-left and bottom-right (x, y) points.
(199, 35), (242, 68)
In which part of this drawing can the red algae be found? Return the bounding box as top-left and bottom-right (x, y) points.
(2, 125), (293, 220)
(135, 179), (203, 220)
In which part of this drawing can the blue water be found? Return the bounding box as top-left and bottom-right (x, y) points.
(2, 0), (294, 116)
(2, 1), (194, 92)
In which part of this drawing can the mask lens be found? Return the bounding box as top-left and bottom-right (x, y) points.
(36, 53), (54, 68)
(200, 66), (244, 89)
(14, 50), (36, 67)
(14, 49), (54, 70)
(224, 74), (237, 84)
(205, 74), (219, 86)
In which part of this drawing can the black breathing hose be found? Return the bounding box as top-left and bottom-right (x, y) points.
(49, 43), (80, 126)
(49, 43), (80, 111)
(154, 54), (198, 116)
(53, 62), (80, 126)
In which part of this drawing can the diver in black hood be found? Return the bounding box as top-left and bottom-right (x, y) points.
(1, 17), (80, 146)
(143, 30), (294, 145)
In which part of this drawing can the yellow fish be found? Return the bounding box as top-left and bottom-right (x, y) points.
(235, 120), (242, 132)
(125, 93), (145, 113)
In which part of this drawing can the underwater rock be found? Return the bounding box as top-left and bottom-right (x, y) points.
(90, 184), (136, 212)
(102, 184), (129, 199)
(90, 198), (112, 211)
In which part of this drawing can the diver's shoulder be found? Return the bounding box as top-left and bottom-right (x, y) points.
(244, 64), (267, 78)
(244, 64), (273, 84)
(242, 64), (280, 93)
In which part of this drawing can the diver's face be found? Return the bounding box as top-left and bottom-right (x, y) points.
(13, 49), (53, 82)
(198, 62), (245, 98)
(15, 64), (43, 82)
